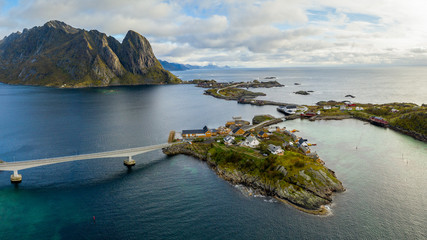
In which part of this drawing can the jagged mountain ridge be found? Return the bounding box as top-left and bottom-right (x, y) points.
(159, 59), (230, 71)
(0, 20), (181, 87)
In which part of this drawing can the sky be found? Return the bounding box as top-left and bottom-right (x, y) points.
(1, 0), (426, 67)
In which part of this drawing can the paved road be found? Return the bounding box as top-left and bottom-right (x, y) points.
(244, 118), (284, 131)
(0, 143), (171, 172)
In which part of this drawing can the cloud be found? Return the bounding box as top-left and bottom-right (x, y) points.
(1, 0), (426, 67)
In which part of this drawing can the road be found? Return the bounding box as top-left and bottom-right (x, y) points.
(0, 143), (171, 172)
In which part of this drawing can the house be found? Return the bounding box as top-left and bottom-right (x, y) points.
(323, 105), (332, 110)
(217, 126), (232, 135)
(210, 128), (218, 136)
(298, 138), (308, 147)
(258, 131), (269, 138)
(224, 135), (235, 145)
(232, 127), (246, 136)
(225, 121), (235, 127)
(339, 105), (347, 110)
(268, 144), (284, 155)
(182, 126), (214, 138)
(300, 145), (311, 154)
(290, 133), (298, 141)
(242, 135), (260, 148)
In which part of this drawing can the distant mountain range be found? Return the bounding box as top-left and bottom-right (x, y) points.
(159, 60), (230, 71)
(0, 20), (180, 87)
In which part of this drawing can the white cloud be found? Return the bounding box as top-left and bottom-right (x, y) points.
(1, 0), (426, 66)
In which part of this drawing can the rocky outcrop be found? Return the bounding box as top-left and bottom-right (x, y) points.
(389, 125), (427, 142)
(0, 20), (181, 87)
(163, 143), (345, 213)
(294, 90), (311, 95)
(163, 143), (207, 161)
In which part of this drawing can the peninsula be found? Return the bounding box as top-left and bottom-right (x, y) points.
(164, 116), (345, 214)
(0, 21), (181, 87)
(190, 80), (426, 142)
(297, 101), (427, 142)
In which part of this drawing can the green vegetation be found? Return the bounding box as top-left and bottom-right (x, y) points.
(309, 101), (426, 141)
(166, 131), (344, 213)
(390, 112), (427, 135)
(252, 114), (274, 124)
(205, 87), (266, 100)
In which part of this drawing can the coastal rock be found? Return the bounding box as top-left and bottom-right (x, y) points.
(294, 90), (311, 95)
(163, 143), (345, 213)
(163, 143), (207, 161)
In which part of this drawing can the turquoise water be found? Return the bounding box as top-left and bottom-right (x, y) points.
(0, 67), (426, 239)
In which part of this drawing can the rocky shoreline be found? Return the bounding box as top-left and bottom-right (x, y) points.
(163, 143), (345, 215)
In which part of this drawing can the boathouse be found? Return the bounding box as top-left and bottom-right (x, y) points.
(182, 126), (215, 138)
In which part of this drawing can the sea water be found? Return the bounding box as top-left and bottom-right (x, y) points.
(0, 66), (426, 239)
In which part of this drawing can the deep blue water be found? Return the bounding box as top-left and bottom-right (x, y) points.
(0, 67), (426, 239)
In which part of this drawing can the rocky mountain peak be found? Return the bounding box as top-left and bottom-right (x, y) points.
(120, 30), (158, 74)
(44, 20), (79, 34)
(0, 21), (181, 87)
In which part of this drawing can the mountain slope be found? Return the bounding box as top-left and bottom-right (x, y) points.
(0, 20), (181, 87)
(159, 59), (230, 71)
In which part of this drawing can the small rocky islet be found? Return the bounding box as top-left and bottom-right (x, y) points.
(164, 116), (345, 214)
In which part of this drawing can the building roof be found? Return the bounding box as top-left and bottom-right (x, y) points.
(182, 129), (206, 135)
(246, 135), (258, 142)
(183, 126), (211, 135)
(232, 127), (243, 133)
(268, 144), (282, 153)
(224, 135), (234, 141)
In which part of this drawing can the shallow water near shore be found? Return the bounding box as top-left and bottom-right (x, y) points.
(0, 67), (426, 239)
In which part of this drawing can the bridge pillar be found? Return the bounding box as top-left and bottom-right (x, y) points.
(124, 156), (136, 167)
(10, 170), (22, 183)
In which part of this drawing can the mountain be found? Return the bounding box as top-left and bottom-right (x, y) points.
(159, 60), (230, 71)
(0, 20), (181, 87)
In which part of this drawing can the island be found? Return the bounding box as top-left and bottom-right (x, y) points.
(294, 90), (311, 95)
(164, 115), (345, 214)
(187, 79), (283, 101)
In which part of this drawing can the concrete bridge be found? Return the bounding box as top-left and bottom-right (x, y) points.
(0, 143), (172, 183)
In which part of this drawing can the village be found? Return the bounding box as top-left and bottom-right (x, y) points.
(163, 115), (344, 214)
(169, 115), (322, 164)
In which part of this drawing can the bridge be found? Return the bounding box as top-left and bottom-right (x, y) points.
(0, 143), (172, 183)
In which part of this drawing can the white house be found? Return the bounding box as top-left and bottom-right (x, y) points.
(268, 144), (284, 155)
(242, 135), (260, 148)
(323, 105), (332, 110)
(224, 135), (235, 145)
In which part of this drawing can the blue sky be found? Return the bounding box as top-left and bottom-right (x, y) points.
(1, 0), (426, 67)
